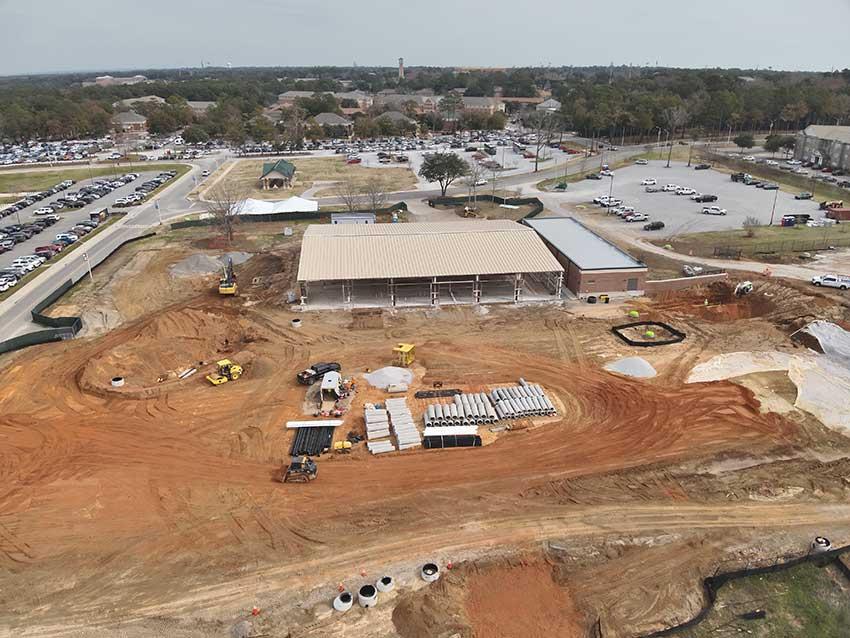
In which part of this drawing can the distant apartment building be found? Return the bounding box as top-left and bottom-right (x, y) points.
(375, 94), (440, 115)
(112, 111), (148, 134)
(113, 95), (165, 109)
(277, 90), (372, 111)
(461, 97), (506, 114)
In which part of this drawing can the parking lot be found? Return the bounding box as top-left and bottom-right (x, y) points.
(559, 159), (824, 237)
(0, 171), (168, 274)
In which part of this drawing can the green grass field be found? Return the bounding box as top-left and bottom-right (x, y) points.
(0, 163), (190, 195)
(655, 223), (850, 260)
(676, 561), (850, 638)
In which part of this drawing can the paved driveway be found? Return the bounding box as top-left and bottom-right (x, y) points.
(552, 159), (823, 237)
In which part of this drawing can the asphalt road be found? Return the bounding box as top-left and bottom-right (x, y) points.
(0, 156), (221, 338)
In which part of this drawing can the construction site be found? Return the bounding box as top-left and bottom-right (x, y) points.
(3, 220), (850, 638)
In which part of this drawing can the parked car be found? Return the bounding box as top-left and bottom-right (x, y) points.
(662, 184), (679, 192)
(811, 274), (850, 290)
(33, 207), (54, 216)
(795, 192), (813, 200)
(694, 163), (712, 170)
(693, 194), (719, 203)
(625, 213), (649, 222)
(635, 159), (649, 165)
(762, 183), (779, 190)
(585, 173), (603, 180)
(645, 185), (661, 193)
(702, 206), (728, 215)
(675, 187), (696, 196)
(641, 178), (657, 185)
(599, 170), (614, 177)
(643, 221), (665, 231)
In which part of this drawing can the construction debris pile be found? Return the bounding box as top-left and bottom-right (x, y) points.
(489, 380), (557, 419)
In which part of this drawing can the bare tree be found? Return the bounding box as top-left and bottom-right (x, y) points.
(530, 111), (561, 173)
(663, 106), (689, 168)
(333, 180), (364, 213)
(205, 182), (247, 245)
(463, 161), (486, 209)
(362, 179), (388, 214)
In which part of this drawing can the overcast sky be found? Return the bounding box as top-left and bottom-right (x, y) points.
(2, 0), (849, 76)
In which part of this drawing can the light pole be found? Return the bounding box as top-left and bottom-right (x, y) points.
(769, 186), (779, 226)
(606, 174), (615, 215)
(155, 200), (162, 225)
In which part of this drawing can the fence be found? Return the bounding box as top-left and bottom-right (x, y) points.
(639, 543), (850, 637)
(170, 201), (409, 230)
(428, 194), (545, 218)
(713, 235), (850, 258)
(0, 232), (157, 356)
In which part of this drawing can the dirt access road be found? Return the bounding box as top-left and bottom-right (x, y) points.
(2, 236), (850, 636)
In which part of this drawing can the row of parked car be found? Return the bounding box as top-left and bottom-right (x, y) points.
(591, 194), (662, 229)
(114, 170), (177, 207)
(39, 173), (141, 214)
(2, 180), (77, 218)
(0, 139), (104, 166)
(641, 180), (733, 215)
(0, 216), (104, 291)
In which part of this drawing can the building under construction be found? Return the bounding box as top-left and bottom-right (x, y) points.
(296, 221), (565, 308)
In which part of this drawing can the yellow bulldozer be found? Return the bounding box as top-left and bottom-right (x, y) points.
(205, 359), (243, 385)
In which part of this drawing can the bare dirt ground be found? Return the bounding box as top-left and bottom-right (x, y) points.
(3, 224), (850, 637)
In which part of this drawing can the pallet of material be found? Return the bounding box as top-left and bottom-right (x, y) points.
(386, 397), (422, 449)
(367, 440), (396, 454)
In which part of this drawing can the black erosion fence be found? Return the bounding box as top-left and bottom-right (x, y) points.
(639, 543), (850, 637)
(427, 194), (545, 218)
(170, 202), (409, 230)
(0, 233), (156, 356)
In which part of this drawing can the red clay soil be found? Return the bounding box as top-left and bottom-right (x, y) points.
(464, 559), (584, 638)
(0, 300), (804, 630)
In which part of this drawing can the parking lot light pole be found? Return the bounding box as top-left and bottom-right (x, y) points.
(769, 187), (779, 226)
(607, 174), (615, 214)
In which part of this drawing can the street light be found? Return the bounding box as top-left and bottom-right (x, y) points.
(606, 173), (615, 215)
(769, 186), (780, 226)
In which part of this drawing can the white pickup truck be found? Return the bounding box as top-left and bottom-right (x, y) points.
(811, 274), (850, 290)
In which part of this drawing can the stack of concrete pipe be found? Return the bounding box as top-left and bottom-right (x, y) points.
(386, 397), (421, 450)
(365, 405), (396, 454)
(488, 379), (556, 419)
(423, 392), (498, 427)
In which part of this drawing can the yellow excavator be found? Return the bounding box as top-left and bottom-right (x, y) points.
(206, 359), (243, 385)
(218, 257), (238, 296)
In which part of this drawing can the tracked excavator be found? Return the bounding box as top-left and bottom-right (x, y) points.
(218, 257), (237, 295)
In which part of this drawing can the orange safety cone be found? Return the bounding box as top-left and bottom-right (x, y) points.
(446, 561), (453, 570)
(360, 569), (367, 577)
(337, 583), (345, 593)
(251, 606), (261, 616)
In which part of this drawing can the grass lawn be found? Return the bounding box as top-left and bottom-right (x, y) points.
(215, 157), (416, 200)
(0, 163), (190, 195)
(676, 561), (850, 638)
(654, 223), (850, 260)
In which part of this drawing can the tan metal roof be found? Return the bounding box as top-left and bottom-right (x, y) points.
(298, 221), (564, 281)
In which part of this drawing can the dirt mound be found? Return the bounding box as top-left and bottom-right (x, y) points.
(79, 305), (263, 392)
(392, 557), (585, 638)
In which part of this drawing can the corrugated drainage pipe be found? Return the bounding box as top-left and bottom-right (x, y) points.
(421, 563), (440, 582)
(333, 592), (353, 612)
(376, 576), (395, 593)
(358, 584), (378, 608)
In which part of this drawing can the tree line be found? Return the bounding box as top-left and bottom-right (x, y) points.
(1, 66), (849, 143)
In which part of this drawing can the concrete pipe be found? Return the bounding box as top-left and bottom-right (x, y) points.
(515, 386), (527, 398)
(291, 318), (302, 328)
(376, 576), (395, 593)
(111, 376), (125, 387)
(533, 384), (545, 397)
(434, 404), (443, 420)
(358, 584), (378, 608)
(506, 387), (517, 399)
(812, 536), (832, 553)
(421, 563), (440, 583)
(519, 377), (528, 387)
(454, 395), (464, 412)
(333, 592), (354, 612)
(427, 405), (436, 421)
(495, 404), (506, 419)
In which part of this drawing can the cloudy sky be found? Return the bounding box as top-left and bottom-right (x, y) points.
(1, 0), (848, 76)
